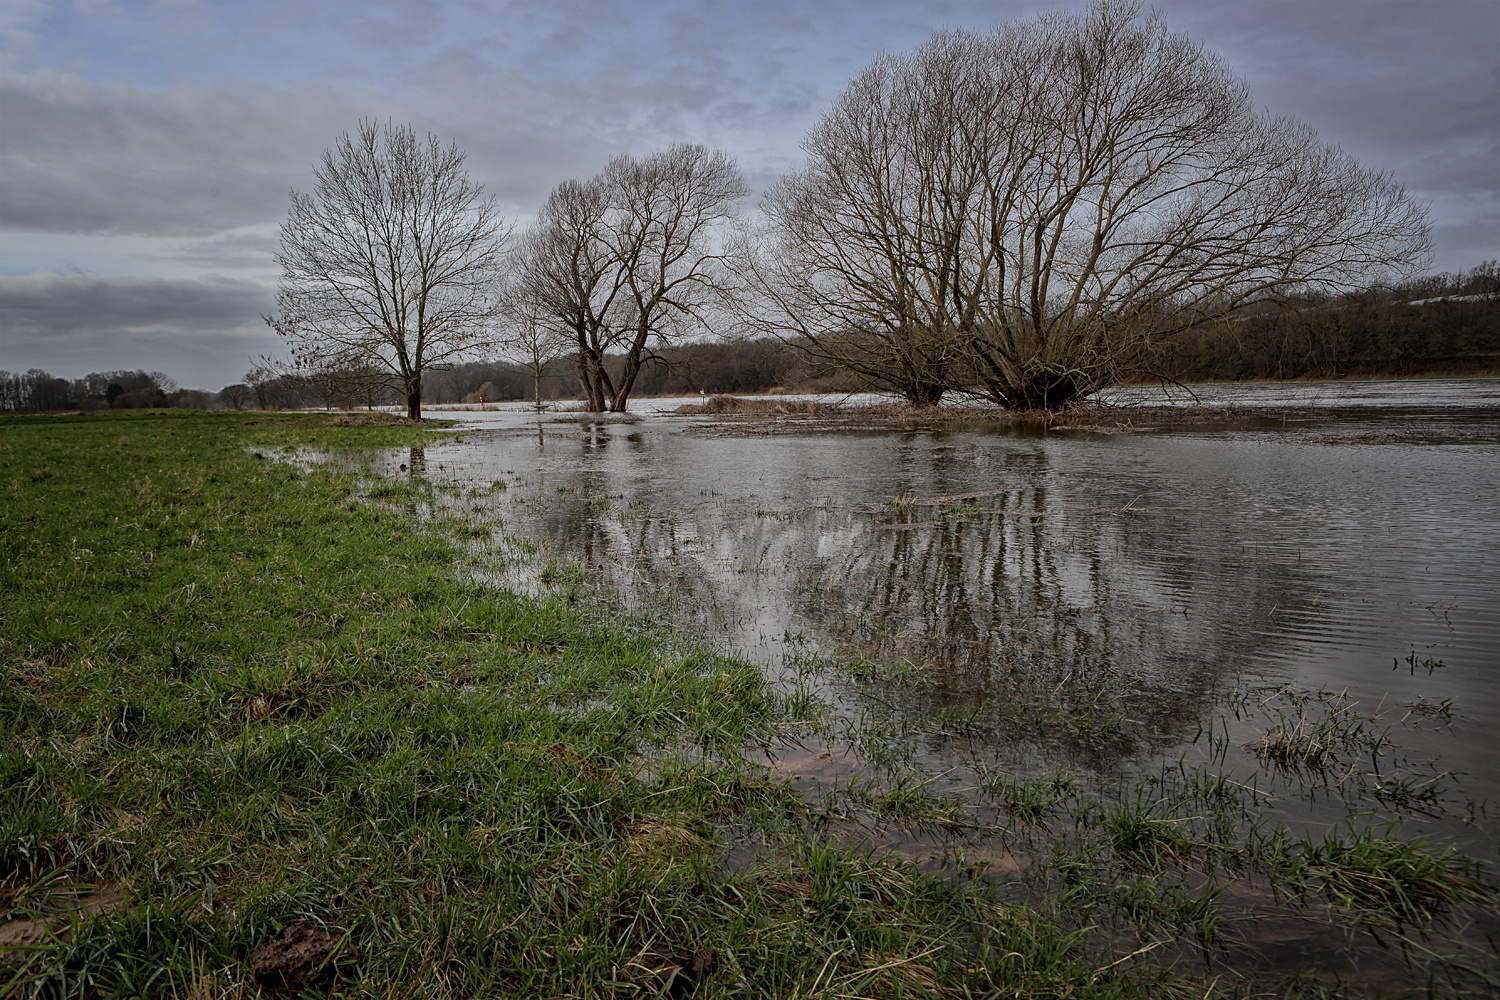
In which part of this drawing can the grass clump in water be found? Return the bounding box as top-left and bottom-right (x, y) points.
(1249, 689), (1390, 772)
(977, 769), (1076, 827)
(1269, 826), (1495, 929)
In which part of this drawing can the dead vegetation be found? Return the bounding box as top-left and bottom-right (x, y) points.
(320, 411), (421, 427)
(671, 395), (1313, 434)
(1301, 429), (1499, 446)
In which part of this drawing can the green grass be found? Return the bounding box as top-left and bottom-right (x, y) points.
(2, 411), (1194, 998)
(1248, 690), (1390, 772)
(976, 770), (1075, 827)
(1266, 825), (1494, 929)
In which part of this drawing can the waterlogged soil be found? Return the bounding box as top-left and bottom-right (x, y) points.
(0, 883), (125, 960)
(317, 378), (1500, 991)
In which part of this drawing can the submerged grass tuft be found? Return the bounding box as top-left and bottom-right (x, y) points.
(1275, 826), (1495, 928)
(1249, 689), (1390, 771)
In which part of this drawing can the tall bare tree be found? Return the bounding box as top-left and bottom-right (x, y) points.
(267, 120), (509, 419)
(511, 145), (748, 412)
(748, 0), (1431, 408)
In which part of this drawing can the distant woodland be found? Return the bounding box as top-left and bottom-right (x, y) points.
(1147, 262), (1500, 383)
(4, 263), (1496, 414)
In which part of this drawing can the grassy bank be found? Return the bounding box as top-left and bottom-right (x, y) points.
(1, 410), (1202, 998)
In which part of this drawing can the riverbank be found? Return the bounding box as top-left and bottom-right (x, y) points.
(3, 410), (1188, 998)
(661, 375), (1500, 437)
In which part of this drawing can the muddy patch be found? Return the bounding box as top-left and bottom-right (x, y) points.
(0, 882), (126, 963)
(251, 922), (347, 991)
(747, 738), (868, 791)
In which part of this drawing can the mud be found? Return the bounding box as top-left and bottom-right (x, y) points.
(250, 922), (341, 990)
(0, 916), (50, 961)
(0, 883), (125, 964)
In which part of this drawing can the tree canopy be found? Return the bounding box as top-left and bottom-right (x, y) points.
(745, 0), (1432, 408)
(268, 120), (509, 419)
(510, 145), (747, 412)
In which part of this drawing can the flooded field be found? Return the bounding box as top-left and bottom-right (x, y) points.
(333, 379), (1500, 991)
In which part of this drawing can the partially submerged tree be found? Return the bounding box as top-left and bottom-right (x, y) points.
(268, 120), (509, 419)
(512, 145), (748, 412)
(750, 0), (1431, 408)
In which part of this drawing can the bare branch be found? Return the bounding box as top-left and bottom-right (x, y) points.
(509, 145), (748, 412)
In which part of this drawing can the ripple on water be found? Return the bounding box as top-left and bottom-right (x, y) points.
(347, 384), (1500, 840)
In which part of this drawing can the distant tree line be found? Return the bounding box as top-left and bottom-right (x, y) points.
(1148, 262), (1500, 382)
(409, 338), (809, 405)
(0, 369), (209, 413)
(241, 337), (813, 411)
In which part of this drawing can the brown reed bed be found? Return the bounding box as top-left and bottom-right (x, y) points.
(670, 393), (1314, 433)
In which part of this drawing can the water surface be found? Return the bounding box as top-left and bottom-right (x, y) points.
(396, 380), (1499, 845)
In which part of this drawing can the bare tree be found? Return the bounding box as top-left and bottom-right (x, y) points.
(245, 360), (302, 411)
(748, 0), (1431, 408)
(267, 120), (509, 419)
(496, 297), (572, 410)
(511, 145), (748, 412)
(510, 178), (615, 410)
(218, 383), (252, 410)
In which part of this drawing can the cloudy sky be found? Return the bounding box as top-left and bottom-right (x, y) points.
(2, 0), (1496, 389)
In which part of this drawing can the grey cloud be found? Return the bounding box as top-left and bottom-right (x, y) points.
(1431, 215), (1500, 274)
(0, 0), (47, 62)
(1157, 0), (1499, 257)
(0, 72), (358, 237)
(156, 227), (283, 275)
(3, 0), (1493, 285)
(0, 3), (1065, 246)
(0, 271), (279, 386)
(0, 53), (803, 247)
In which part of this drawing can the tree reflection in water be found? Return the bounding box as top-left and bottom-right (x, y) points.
(463, 418), (1495, 782)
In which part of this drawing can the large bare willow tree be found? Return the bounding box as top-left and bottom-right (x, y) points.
(268, 121), (509, 419)
(511, 145), (748, 412)
(749, 0), (1431, 408)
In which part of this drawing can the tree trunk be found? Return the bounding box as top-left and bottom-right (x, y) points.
(607, 327), (655, 412)
(581, 366), (606, 411)
(904, 383), (946, 407)
(608, 364), (638, 411)
(406, 384), (421, 420)
(575, 349), (609, 411)
(1003, 372), (1082, 410)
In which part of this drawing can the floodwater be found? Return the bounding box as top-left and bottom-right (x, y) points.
(405, 380), (1499, 816)
(340, 378), (1500, 986)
